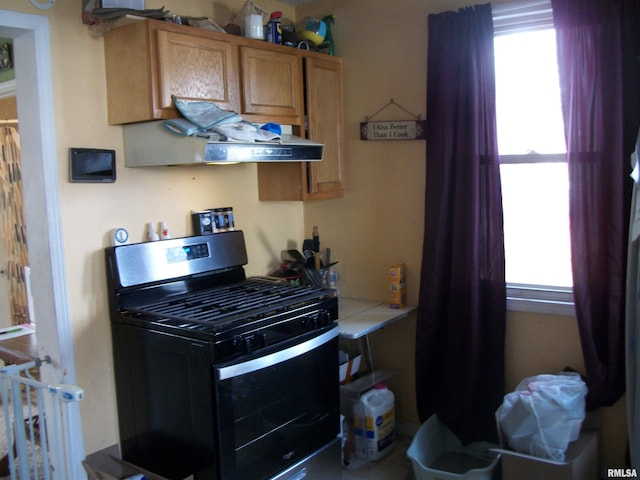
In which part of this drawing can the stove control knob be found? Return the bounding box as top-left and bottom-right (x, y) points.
(232, 337), (244, 354)
(244, 334), (256, 353)
(318, 309), (331, 326)
(233, 335), (254, 354)
(301, 316), (318, 330)
(255, 332), (267, 349)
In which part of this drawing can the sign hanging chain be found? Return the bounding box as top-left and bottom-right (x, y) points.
(365, 98), (422, 122)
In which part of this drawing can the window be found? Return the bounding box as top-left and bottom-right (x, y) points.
(493, 2), (575, 316)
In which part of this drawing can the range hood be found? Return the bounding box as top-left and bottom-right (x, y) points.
(122, 121), (324, 166)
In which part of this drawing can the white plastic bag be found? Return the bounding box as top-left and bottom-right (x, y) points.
(495, 372), (587, 461)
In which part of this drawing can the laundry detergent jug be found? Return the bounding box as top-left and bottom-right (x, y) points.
(353, 383), (396, 461)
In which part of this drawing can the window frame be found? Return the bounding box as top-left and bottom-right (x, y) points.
(499, 154), (575, 317)
(493, 1), (576, 317)
(506, 284), (575, 316)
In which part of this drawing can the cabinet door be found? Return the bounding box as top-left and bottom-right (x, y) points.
(239, 46), (304, 124)
(156, 29), (239, 114)
(304, 56), (345, 199)
(105, 21), (155, 124)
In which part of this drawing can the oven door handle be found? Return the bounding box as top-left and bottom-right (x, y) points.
(217, 326), (338, 380)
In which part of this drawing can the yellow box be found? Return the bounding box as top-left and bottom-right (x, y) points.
(388, 263), (406, 308)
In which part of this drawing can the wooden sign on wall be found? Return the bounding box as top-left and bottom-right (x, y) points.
(360, 120), (426, 140)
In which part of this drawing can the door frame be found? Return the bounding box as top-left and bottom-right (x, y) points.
(1, 9), (85, 478)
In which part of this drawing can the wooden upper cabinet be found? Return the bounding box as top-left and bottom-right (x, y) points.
(104, 20), (239, 124)
(104, 19), (345, 201)
(304, 55), (345, 199)
(239, 46), (304, 125)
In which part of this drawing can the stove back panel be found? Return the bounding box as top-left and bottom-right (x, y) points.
(106, 231), (248, 289)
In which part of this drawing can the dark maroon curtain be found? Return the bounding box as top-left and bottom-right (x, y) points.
(552, 0), (640, 410)
(415, 3), (506, 443)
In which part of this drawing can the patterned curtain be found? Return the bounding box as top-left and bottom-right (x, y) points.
(0, 126), (29, 325)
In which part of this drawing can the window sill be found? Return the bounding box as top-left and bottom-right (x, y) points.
(506, 284), (576, 317)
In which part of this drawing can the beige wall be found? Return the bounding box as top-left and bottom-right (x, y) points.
(0, 0), (628, 468)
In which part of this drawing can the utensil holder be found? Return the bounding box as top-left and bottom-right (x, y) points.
(304, 268), (328, 288)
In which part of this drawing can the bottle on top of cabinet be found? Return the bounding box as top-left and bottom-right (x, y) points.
(266, 11), (282, 44)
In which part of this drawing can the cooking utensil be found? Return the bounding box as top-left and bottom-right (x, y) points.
(290, 249), (304, 261)
(312, 225), (320, 252)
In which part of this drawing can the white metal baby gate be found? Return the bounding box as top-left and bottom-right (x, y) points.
(0, 357), (84, 479)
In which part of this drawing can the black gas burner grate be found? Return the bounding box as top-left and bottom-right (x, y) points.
(122, 278), (331, 333)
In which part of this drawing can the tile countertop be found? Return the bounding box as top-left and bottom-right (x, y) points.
(337, 298), (416, 339)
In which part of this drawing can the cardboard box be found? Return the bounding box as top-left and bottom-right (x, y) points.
(495, 430), (598, 480)
(339, 354), (361, 384)
(388, 263), (406, 308)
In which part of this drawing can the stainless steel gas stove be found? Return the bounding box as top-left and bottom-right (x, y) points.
(105, 231), (341, 480)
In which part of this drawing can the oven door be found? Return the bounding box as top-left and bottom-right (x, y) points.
(215, 324), (340, 480)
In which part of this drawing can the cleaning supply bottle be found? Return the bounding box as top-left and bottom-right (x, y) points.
(266, 11), (282, 44)
(322, 14), (335, 55)
(354, 383), (396, 460)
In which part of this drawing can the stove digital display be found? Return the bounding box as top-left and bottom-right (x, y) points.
(165, 243), (210, 263)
